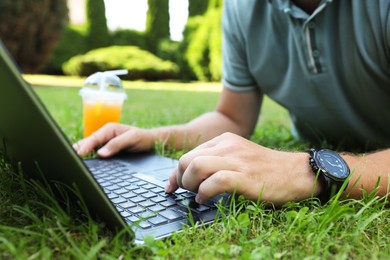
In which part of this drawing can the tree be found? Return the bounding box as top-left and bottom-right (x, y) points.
(0, 0), (68, 73)
(145, 0), (170, 53)
(188, 0), (209, 17)
(86, 0), (110, 50)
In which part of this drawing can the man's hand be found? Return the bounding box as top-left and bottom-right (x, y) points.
(73, 123), (156, 157)
(165, 132), (322, 206)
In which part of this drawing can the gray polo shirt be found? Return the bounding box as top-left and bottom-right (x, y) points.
(222, 0), (390, 150)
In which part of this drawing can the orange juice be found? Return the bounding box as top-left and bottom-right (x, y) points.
(82, 100), (123, 137)
(80, 71), (128, 137)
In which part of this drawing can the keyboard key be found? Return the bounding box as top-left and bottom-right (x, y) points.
(107, 193), (118, 199)
(193, 204), (211, 213)
(148, 216), (167, 226)
(161, 199), (176, 207)
(124, 185), (139, 191)
(175, 188), (188, 194)
(133, 188), (148, 195)
(111, 197), (127, 204)
(121, 211), (132, 218)
(151, 196), (166, 203)
(129, 206), (145, 214)
(117, 181), (132, 187)
(140, 200), (155, 208)
(122, 192), (137, 199)
(114, 188), (130, 195)
(99, 181), (114, 187)
(143, 184), (156, 190)
(181, 192), (196, 199)
(136, 181), (147, 186)
(142, 192), (157, 199)
(119, 201), (136, 209)
(138, 210), (156, 220)
(151, 187), (164, 193)
(149, 204), (165, 212)
(130, 196), (146, 203)
(139, 221), (152, 229)
(126, 215), (140, 223)
(159, 209), (184, 221)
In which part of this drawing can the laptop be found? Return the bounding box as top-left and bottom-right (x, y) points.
(0, 41), (228, 243)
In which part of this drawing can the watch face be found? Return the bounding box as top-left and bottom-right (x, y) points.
(315, 149), (350, 180)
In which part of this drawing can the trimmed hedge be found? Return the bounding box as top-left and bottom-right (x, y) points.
(185, 2), (222, 81)
(145, 0), (170, 53)
(86, 0), (110, 49)
(111, 29), (147, 49)
(62, 46), (179, 81)
(188, 0), (209, 17)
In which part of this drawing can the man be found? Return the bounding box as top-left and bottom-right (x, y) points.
(74, 0), (390, 206)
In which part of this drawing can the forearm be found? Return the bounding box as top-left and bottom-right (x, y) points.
(150, 110), (252, 150)
(342, 149), (390, 199)
(149, 88), (262, 151)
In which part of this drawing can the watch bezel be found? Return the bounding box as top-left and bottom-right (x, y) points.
(313, 149), (350, 182)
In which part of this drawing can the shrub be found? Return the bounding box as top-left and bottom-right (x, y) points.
(44, 25), (88, 74)
(86, 0), (110, 49)
(110, 29), (147, 49)
(63, 46), (179, 81)
(145, 0), (170, 53)
(185, 1), (222, 81)
(171, 16), (205, 81)
(188, 0), (209, 17)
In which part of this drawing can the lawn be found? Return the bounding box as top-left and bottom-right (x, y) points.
(0, 76), (389, 259)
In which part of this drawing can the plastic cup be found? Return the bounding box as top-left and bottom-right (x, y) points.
(79, 70), (128, 138)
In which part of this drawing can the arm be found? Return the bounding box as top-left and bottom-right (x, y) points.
(342, 150), (390, 199)
(73, 87), (263, 157)
(166, 135), (390, 205)
(152, 87), (262, 151)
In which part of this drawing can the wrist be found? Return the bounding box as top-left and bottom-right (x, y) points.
(287, 152), (323, 202)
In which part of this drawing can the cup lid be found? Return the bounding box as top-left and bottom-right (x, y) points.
(79, 87), (127, 100)
(80, 70), (128, 100)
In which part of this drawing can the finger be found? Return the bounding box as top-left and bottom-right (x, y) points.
(181, 156), (237, 192)
(196, 170), (240, 204)
(75, 123), (128, 156)
(165, 154), (213, 194)
(165, 169), (180, 193)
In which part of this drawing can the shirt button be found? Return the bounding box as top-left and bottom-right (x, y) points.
(308, 22), (316, 28)
(312, 50), (320, 57)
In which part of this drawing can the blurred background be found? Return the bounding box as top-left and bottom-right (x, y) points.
(0, 0), (223, 82)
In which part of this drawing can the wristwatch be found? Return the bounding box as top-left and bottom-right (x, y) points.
(307, 148), (350, 202)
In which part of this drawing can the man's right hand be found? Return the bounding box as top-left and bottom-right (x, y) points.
(72, 123), (156, 157)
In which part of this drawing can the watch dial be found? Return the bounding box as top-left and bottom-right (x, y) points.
(316, 150), (349, 179)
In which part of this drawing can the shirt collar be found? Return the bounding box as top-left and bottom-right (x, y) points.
(268, 0), (334, 20)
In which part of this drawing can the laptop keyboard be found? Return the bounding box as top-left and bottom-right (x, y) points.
(85, 159), (224, 230)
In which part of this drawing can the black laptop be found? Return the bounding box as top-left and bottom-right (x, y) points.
(0, 41), (228, 243)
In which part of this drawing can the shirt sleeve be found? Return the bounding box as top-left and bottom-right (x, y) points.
(222, 0), (258, 92)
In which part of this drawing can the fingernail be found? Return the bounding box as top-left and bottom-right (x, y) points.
(98, 147), (110, 157)
(165, 181), (172, 193)
(195, 194), (203, 204)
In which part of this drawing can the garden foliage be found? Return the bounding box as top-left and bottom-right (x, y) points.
(3, 0), (225, 82)
(62, 46), (179, 81)
(44, 25), (89, 74)
(86, 0), (110, 50)
(188, 0), (209, 17)
(145, 0), (170, 54)
(185, 0), (223, 81)
(0, 0), (68, 73)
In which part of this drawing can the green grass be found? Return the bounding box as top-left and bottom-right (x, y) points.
(0, 79), (389, 259)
